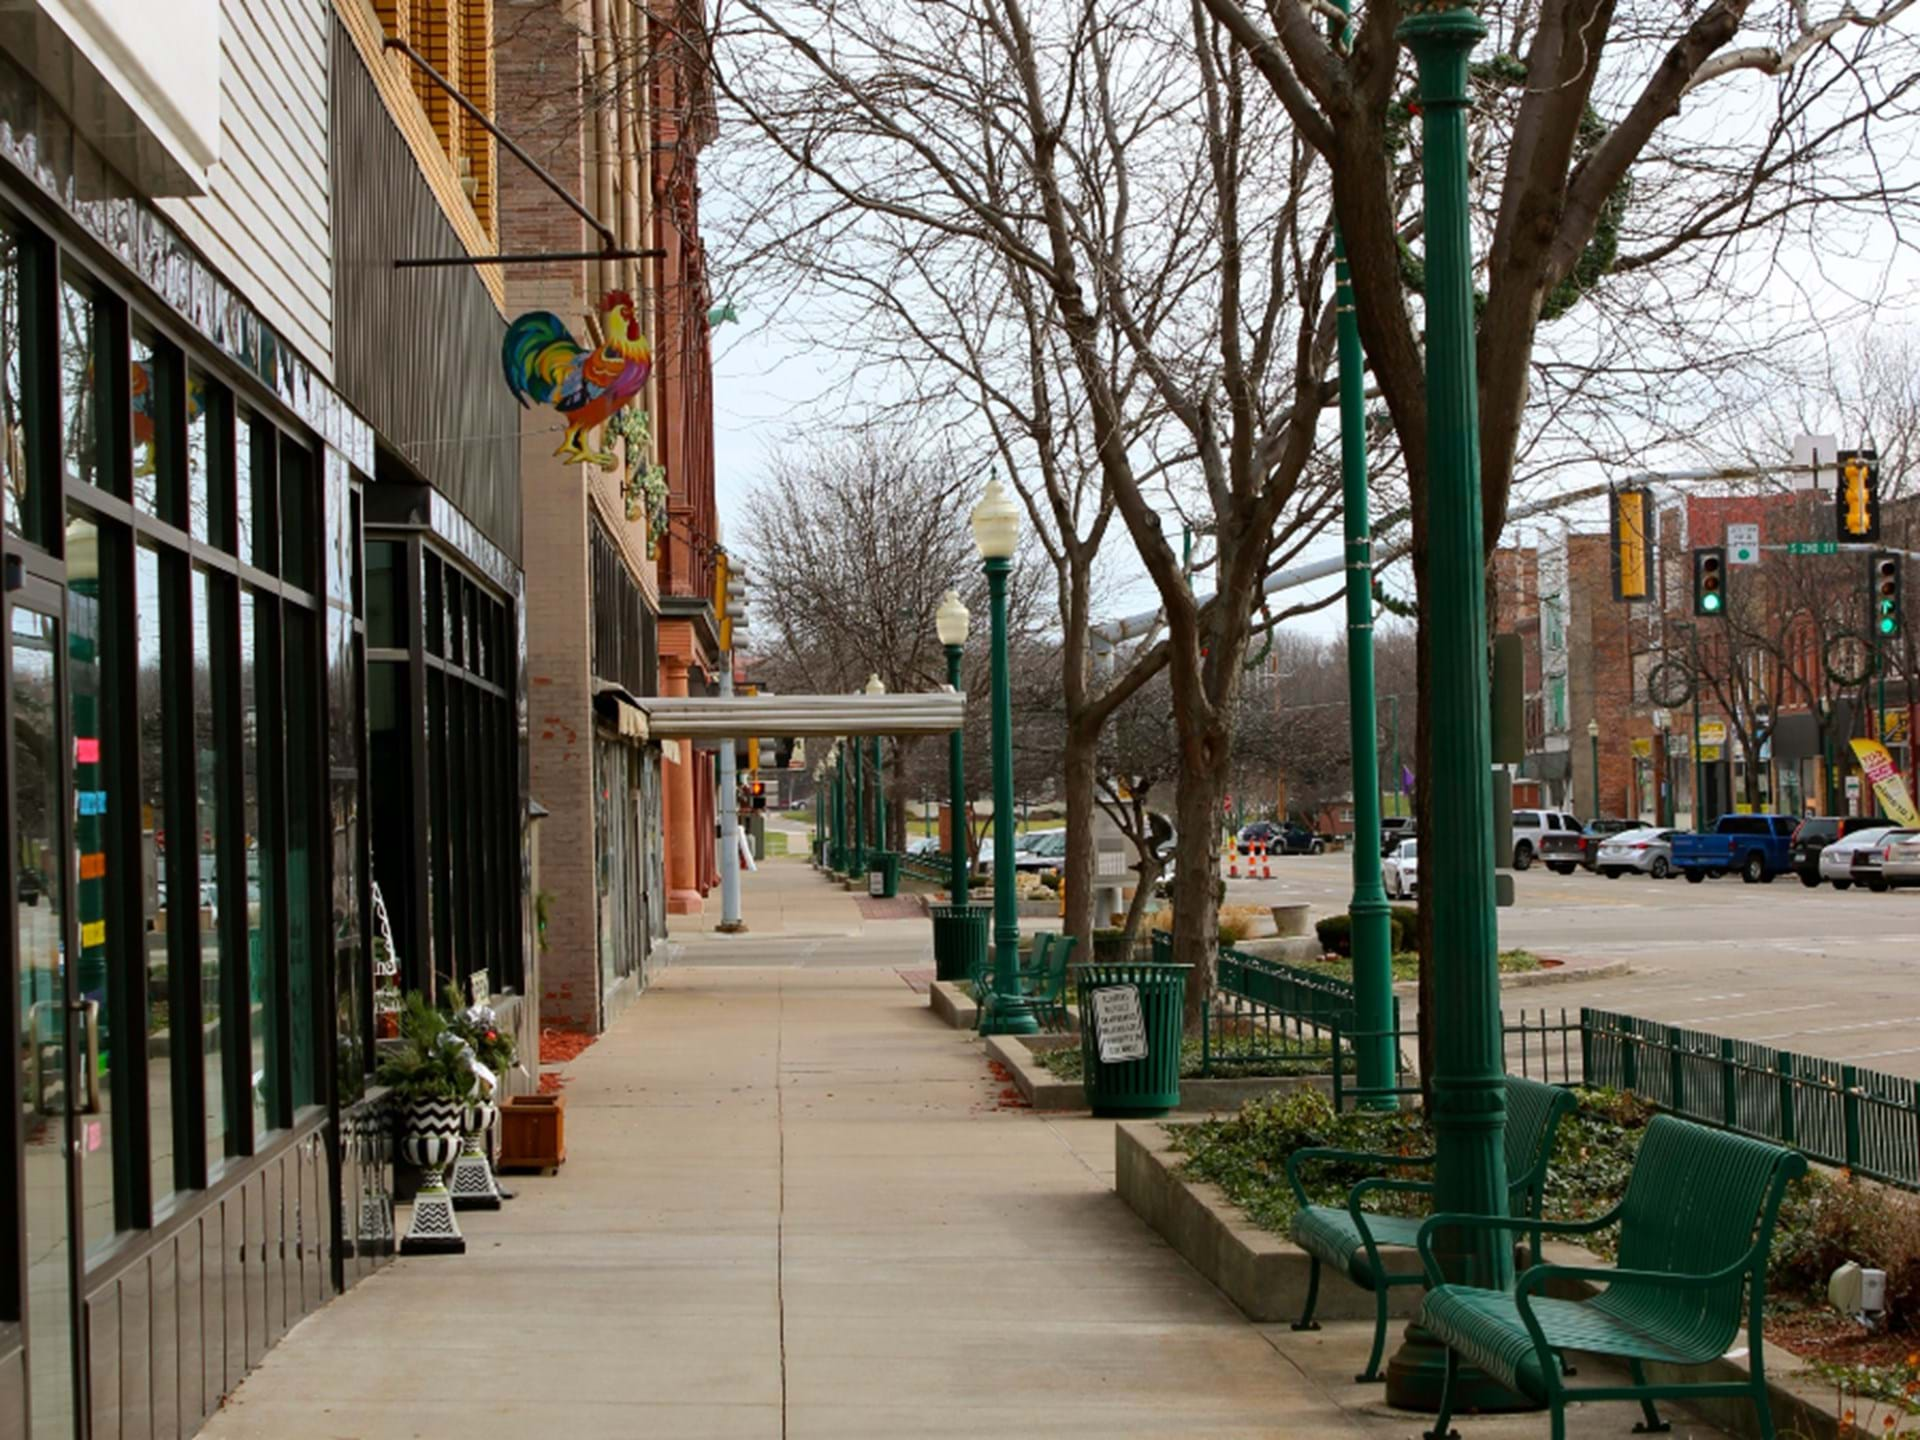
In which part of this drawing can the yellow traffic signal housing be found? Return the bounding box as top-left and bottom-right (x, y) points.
(1837, 449), (1881, 542)
(1609, 487), (1653, 601)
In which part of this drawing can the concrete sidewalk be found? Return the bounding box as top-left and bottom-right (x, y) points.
(200, 961), (1734, 1439)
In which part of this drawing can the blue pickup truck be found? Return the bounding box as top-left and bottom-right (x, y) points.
(1669, 814), (1798, 885)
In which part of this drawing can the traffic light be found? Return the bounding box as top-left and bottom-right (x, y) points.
(1871, 551), (1903, 639)
(750, 780), (767, 810)
(1837, 449), (1881, 542)
(1608, 486), (1653, 601)
(715, 550), (752, 651)
(1692, 546), (1726, 616)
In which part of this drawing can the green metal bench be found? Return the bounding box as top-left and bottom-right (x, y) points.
(1024, 934), (1077, 1031)
(1414, 1114), (1807, 1440)
(1288, 1076), (1576, 1385)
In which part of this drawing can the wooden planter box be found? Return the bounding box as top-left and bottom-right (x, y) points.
(498, 1093), (566, 1173)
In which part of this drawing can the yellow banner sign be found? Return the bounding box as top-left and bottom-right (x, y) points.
(1630, 738), (1653, 758)
(1698, 720), (1728, 746)
(1882, 708), (1911, 746)
(1850, 738), (1920, 828)
(1700, 744), (1724, 762)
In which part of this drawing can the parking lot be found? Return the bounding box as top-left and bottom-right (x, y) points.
(1226, 852), (1920, 1077)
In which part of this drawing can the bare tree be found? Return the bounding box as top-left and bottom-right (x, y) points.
(712, 0), (1359, 1016)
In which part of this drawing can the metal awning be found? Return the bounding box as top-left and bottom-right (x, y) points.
(642, 690), (966, 738)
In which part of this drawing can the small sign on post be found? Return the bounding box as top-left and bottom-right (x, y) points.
(1727, 523), (1760, 566)
(1091, 986), (1149, 1063)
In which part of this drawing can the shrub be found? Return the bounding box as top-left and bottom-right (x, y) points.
(1318, 907), (1421, 957)
(1315, 913), (1353, 956)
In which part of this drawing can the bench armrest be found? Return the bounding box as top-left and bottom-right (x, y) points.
(1285, 1146), (1435, 1207)
(1413, 1208), (1625, 1286)
(1515, 1252), (1756, 1302)
(1347, 1176), (1436, 1256)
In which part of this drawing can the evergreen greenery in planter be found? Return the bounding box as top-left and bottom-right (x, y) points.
(375, 992), (479, 1104)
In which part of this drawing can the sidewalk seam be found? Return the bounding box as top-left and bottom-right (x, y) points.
(777, 970), (790, 1440)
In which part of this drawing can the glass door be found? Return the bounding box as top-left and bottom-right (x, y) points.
(10, 594), (80, 1440)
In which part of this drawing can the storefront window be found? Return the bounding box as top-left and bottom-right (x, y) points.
(132, 324), (182, 519)
(191, 567), (227, 1170)
(60, 275), (102, 494)
(284, 608), (318, 1110)
(280, 437), (313, 592)
(1, 221), (34, 539)
(136, 542), (180, 1203)
(69, 510), (127, 1251)
(241, 590), (282, 1139)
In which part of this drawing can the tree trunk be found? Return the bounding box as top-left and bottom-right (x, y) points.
(1172, 731), (1228, 1033)
(1062, 715), (1098, 945)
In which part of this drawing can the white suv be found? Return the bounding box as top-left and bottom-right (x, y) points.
(1511, 809), (1582, 871)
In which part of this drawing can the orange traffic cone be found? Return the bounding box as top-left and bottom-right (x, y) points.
(1259, 841), (1273, 880)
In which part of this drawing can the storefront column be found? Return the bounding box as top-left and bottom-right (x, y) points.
(661, 656), (703, 915)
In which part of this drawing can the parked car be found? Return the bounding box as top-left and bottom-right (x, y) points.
(1510, 809), (1583, 870)
(1788, 815), (1883, 887)
(1818, 825), (1897, 890)
(1380, 816), (1414, 857)
(1594, 827), (1679, 879)
(1013, 828), (1067, 872)
(1671, 814), (1798, 884)
(1539, 818), (1638, 874)
(905, 835), (941, 857)
(1382, 837), (1419, 899)
(1236, 820), (1317, 855)
(1853, 829), (1920, 892)
(1881, 831), (1920, 890)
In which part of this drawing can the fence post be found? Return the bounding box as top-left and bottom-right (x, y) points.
(1720, 1037), (1737, 1130)
(1202, 992), (1212, 1078)
(1618, 1015), (1636, 1092)
(1843, 1064), (1862, 1172)
(1778, 1053), (1796, 1147)
(1668, 1024), (1685, 1117)
(1332, 1019), (1344, 1113)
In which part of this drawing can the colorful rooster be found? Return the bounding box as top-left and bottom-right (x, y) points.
(502, 290), (652, 467)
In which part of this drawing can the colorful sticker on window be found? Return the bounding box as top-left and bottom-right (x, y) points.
(79, 852), (105, 880)
(80, 920), (106, 949)
(77, 791), (108, 816)
(74, 737), (101, 765)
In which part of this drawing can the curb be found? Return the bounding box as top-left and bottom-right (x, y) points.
(1117, 1121), (1861, 1440)
(987, 1035), (1332, 1115)
(928, 981), (978, 1029)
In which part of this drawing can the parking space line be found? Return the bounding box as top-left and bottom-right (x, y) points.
(1678, 1003), (1834, 1025)
(1753, 1016), (1920, 1040)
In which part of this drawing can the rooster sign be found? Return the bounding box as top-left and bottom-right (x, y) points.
(502, 290), (652, 467)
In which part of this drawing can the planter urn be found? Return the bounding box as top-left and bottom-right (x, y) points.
(398, 1097), (468, 1255)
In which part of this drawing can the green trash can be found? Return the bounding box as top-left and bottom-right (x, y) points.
(929, 903), (989, 983)
(866, 850), (900, 898)
(1072, 961), (1191, 1116)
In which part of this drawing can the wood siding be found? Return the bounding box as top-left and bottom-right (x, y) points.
(156, 0), (335, 377)
(331, 15), (522, 561)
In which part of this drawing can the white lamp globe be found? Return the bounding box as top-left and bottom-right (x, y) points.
(935, 590), (971, 647)
(865, 673), (886, 695)
(970, 478), (1020, 560)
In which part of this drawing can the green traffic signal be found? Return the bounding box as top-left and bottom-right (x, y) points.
(1702, 592), (1722, 613)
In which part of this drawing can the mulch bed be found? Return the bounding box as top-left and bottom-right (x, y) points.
(538, 1028), (598, 1094)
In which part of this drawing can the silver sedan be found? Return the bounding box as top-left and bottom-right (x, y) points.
(1820, 826), (1897, 890)
(1594, 827), (1679, 879)
(1880, 830), (1920, 890)
(1383, 838), (1419, 899)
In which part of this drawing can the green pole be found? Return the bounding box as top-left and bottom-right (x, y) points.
(1878, 641), (1889, 820)
(836, 741), (850, 873)
(851, 719), (866, 876)
(947, 643), (970, 905)
(1389, 0), (1519, 1411)
(981, 556), (1037, 1035)
(871, 733), (887, 854)
(1326, 49), (1394, 1105)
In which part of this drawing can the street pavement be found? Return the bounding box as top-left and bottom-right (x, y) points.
(1228, 852), (1920, 1076)
(198, 863), (1740, 1439)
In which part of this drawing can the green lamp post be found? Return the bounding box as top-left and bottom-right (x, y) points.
(936, 590), (971, 905)
(834, 740), (849, 873)
(1325, 9), (1395, 1105)
(973, 478), (1038, 1036)
(1387, 0), (1517, 1411)
(866, 673), (888, 856)
(1588, 718), (1602, 819)
(850, 710), (866, 877)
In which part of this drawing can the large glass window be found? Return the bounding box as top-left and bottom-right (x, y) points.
(241, 590), (281, 1138)
(59, 275), (103, 495)
(69, 511), (133, 1252)
(2, 221), (35, 539)
(132, 324), (183, 519)
(135, 542), (181, 1204)
(280, 436), (312, 592)
(191, 567), (228, 1170)
(284, 608), (318, 1110)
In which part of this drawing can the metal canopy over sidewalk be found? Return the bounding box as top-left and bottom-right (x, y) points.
(642, 690), (966, 737)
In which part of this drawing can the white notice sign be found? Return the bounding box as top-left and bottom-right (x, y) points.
(1091, 986), (1150, 1063)
(868, 871), (886, 897)
(1727, 523), (1760, 566)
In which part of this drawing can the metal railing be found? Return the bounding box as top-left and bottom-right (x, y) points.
(1318, 1005), (1920, 1193)
(1201, 946), (1399, 1078)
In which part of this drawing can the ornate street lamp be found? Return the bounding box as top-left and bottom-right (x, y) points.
(972, 479), (1037, 1035)
(865, 674), (888, 862)
(935, 591), (971, 905)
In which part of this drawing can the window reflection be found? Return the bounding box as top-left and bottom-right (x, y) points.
(60, 277), (100, 492)
(1, 224), (30, 537)
(187, 368), (210, 544)
(192, 567), (226, 1170)
(135, 543), (178, 1204)
(241, 590), (281, 1138)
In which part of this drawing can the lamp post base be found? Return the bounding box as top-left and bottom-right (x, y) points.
(979, 994), (1040, 1036)
(1385, 1323), (1536, 1416)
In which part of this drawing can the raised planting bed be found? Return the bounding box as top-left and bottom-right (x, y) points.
(985, 1032), (1331, 1114)
(1126, 1086), (1911, 1440)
